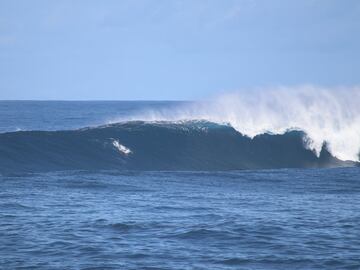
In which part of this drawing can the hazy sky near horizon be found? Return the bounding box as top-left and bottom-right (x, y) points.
(0, 0), (360, 100)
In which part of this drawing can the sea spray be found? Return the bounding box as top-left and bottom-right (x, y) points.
(110, 86), (360, 161)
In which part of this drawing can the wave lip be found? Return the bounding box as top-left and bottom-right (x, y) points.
(119, 86), (360, 162)
(0, 120), (357, 173)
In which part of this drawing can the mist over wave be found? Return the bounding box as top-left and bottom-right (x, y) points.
(1, 86), (359, 173)
(111, 86), (360, 162)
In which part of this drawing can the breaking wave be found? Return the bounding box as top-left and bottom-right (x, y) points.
(0, 120), (357, 173)
(110, 86), (360, 162)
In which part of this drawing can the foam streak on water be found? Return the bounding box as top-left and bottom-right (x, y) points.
(112, 140), (132, 155)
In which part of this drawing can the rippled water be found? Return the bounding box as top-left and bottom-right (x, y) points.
(1, 168), (360, 269)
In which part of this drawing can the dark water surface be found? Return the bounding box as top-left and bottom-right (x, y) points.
(1, 169), (360, 270)
(1, 101), (360, 269)
(0, 101), (355, 172)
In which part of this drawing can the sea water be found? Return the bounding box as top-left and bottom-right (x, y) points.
(0, 101), (360, 269)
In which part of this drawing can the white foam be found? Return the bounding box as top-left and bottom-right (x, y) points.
(112, 140), (132, 155)
(110, 86), (360, 161)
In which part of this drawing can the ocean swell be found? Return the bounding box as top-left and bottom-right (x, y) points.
(111, 86), (360, 162)
(0, 120), (356, 173)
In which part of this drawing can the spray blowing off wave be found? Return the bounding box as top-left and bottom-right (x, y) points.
(113, 86), (360, 162)
(1, 86), (359, 173)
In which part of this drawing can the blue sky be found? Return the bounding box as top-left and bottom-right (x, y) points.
(0, 0), (359, 100)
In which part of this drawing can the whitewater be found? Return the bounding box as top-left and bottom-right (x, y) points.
(112, 86), (360, 162)
(0, 86), (359, 173)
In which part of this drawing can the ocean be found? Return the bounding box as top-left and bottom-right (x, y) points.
(1, 101), (360, 269)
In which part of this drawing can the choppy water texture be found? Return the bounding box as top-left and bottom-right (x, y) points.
(1, 169), (360, 270)
(1, 101), (360, 269)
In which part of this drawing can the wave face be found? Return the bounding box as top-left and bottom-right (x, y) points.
(0, 121), (356, 173)
(113, 86), (360, 162)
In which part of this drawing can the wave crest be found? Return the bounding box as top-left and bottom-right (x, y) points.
(112, 86), (360, 161)
(0, 120), (357, 173)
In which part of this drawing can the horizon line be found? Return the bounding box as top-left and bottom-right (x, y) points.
(0, 99), (192, 102)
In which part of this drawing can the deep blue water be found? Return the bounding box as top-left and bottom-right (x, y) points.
(0, 101), (184, 133)
(1, 101), (360, 269)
